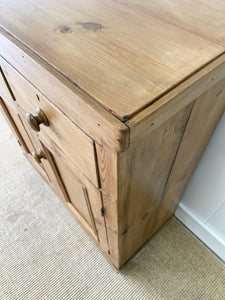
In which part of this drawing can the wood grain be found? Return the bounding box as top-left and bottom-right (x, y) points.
(0, 29), (129, 152)
(51, 147), (109, 254)
(127, 54), (225, 144)
(116, 103), (194, 268)
(156, 78), (225, 227)
(1, 0), (225, 271)
(116, 0), (225, 47)
(1, 0), (224, 119)
(96, 143), (120, 267)
(53, 155), (98, 236)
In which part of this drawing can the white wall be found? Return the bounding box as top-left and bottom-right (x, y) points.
(176, 113), (225, 262)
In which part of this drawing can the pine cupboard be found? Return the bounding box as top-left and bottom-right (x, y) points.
(0, 0), (225, 270)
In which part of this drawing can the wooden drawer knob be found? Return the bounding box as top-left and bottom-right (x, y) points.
(32, 148), (47, 163)
(26, 108), (49, 132)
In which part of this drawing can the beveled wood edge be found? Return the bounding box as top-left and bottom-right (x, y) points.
(127, 53), (225, 143)
(0, 27), (129, 153)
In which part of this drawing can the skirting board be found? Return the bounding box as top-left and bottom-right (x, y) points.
(175, 204), (225, 262)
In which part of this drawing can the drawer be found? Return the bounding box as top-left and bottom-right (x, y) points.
(1, 59), (99, 187)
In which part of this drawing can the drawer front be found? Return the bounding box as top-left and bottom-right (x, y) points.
(1, 59), (99, 187)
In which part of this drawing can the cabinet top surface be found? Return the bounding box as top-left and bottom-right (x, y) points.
(1, 0), (225, 121)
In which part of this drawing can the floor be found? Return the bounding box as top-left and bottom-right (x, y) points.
(0, 112), (225, 300)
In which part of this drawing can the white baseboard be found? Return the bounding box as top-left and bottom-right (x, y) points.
(176, 204), (225, 262)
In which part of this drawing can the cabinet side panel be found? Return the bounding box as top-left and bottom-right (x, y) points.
(117, 103), (194, 268)
(156, 77), (225, 227)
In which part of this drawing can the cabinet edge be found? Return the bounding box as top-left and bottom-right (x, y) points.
(127, 53), (225, 144)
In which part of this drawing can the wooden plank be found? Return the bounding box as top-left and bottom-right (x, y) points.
(117, 0), (225, 47)
(0, 29), (129, 152)
(156, 78), (225, 227)
(116, 103), (193, 268)
(127, 54), (225, 143)
(1, 0), (224, 119)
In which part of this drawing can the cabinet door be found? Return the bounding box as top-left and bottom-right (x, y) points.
(46, 150), (109, 252)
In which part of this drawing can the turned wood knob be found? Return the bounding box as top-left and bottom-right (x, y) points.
(26, 108), (49, 132)
(32, 149), (47, 163)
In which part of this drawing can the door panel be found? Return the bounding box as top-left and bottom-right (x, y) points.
(52, 154), (110, 252)
(54, 155), (96, 228)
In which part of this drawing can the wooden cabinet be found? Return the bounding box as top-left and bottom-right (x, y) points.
(1, 0), (225, 270)
(0, 64), (108, 253)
